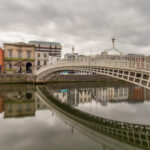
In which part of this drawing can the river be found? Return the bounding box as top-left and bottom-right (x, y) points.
(0, 82), (149, 150)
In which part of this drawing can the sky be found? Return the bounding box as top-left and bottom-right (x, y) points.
(0, 0), (150, 56)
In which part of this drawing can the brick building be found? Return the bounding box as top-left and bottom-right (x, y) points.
(4, 42), (35, 73)
(0, 48), (4, 73)
(0, 92), (4, 113)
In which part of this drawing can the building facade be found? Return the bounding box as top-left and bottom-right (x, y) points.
(4, 42), (35, 74)
(29, 41), (62, 70)
(0, 48), (4, 73)
(49, 54), (61, 65)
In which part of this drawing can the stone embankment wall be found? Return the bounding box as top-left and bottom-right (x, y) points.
(0, 74), (124, 84)
(46, 74), (122, 83)
(0, 74), (36, 84)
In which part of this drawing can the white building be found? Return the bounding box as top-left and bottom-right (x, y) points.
(29, 41), (62, 71)
(64, 46), (79, 61)
(49, 55), (61, 65)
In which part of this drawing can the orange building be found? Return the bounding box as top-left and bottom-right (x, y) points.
(0, 93), (4, 113)
(0, 48), (4, 72)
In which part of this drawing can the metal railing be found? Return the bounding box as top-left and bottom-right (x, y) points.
(36, 58), (150, 76)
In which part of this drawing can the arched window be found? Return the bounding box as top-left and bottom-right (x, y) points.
(44, 60), (47, 65)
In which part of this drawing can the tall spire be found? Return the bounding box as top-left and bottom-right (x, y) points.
(72, 46), (74, 53)
(112, 37), (116, 48)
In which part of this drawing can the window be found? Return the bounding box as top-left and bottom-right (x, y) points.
(44, 60), (47, 65)
(8, 50), (12, 58)
(17, 104), (22, 112)
(37, 60), (40, 66)
(44, 53), (47, 58)
(18, 50), (22, 58)
(37, 53), (40, 57)
(26, 93), (32, 99)
(9, 63), (12, 69)
(27, 51), (31, 58)
(8, 104), (12, 112)
(26, 103), (31, 111)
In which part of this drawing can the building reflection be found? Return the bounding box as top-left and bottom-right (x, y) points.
(94, 87), (129, 106)
(4, 91), (35, 118)
(128, 87), (150, 102)
(52, 86), (150, 106)
(0, 85), (150, 119)
(0, 87), (48, 118)
(53, 88), (92, 106)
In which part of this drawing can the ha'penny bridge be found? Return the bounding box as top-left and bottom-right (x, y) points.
(36, 58), (150, 90)
(36, 86), (150, 150)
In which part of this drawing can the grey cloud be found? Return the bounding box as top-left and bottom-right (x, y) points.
(0, 0), (150, 55)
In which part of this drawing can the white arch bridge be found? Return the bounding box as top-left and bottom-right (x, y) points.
(36, 59), (150, 90)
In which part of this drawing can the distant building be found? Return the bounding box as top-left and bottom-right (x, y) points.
(0, 48), (4, 73)
(29, 41), (62, 70)
(4, 42), (35, 74)
(49, 54), (61, 65)
(64, 53), (79, 61)
(101, 50), (108, 56)
(127, 54), (145, 62)
(64, 46), (79, 61)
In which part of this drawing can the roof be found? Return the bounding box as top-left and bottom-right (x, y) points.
(4, 42), (35, 47)
(29, 41), (61, 46)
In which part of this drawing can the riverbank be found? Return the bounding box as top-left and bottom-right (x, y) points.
(0, 74), (36, 84)
(0, 74), (129, 84)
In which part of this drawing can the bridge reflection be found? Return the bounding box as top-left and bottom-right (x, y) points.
(38, 85), (150, 150)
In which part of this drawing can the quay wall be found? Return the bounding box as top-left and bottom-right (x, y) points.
(0, 74), (124, 84)
(0, 74), (36, 84)
(46, 74), (122, 83)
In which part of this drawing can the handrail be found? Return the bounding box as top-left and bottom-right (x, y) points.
(36, 59), (150, 76)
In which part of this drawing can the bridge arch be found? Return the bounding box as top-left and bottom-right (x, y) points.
(36, 60), (150, 90)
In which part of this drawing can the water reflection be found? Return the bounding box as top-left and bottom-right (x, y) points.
(48, 84), (150, 126)
(0, 86), (35, 118)
(51, 85), (150, 105)
(53, 87), (129, 106)
(38, 84), (150, 150)
(1, 84), (149, 119)
(0, 83), (150, 150)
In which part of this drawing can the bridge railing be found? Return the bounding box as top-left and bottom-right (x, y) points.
(36, 59), (150, 75)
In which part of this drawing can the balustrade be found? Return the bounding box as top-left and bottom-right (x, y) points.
(36, 58), (150, 76)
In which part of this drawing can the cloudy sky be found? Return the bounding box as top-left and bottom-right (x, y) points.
(0, 0), (150, 56)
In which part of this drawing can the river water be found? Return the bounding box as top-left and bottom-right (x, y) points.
(0, 82), (149, 150)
